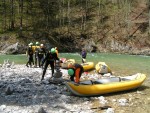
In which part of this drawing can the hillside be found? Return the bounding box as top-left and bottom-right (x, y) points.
(0, 0), (150, 55)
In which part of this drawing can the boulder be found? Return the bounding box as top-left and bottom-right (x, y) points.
(5, 85), (14, 95)
(0, 42), (26, 54)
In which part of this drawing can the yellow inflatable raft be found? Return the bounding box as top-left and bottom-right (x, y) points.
(65, 73), (146, 96)
(81, 62), (95, 71)
(95, 62), (112, 74)
(61, 59), (75, 69)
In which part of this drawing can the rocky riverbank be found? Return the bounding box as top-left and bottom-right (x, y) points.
(0, 63), (149, 113)
(0, 40), (150, 56)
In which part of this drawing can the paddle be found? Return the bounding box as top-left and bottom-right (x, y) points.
(90, 106), (112, 110)
(70, 105), (112, 112)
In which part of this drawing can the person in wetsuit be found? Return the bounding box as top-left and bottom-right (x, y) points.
(41, 48), (60, 81)
(81, 48), (87, 63)
(26, 43), (34, 67)
(34, 41), (40, 67)
(37, 44), (46, 68)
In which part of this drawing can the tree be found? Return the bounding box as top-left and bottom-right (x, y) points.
(18, 0), (23, 36)
(0, 0), (7, 32)
(148, 0), (150, 34)
(123, 0), (131, 38)
(10, 0), (15, 29)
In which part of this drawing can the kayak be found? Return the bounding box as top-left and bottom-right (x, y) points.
(95, 62), (112, 74)
(81, 62), (95, 71)
(65, 73), (146, 96)
(61, 59), (75, 69)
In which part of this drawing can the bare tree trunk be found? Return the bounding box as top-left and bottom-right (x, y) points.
(67, 0), (70, 25)
(1, 0), (7, 31)
(124, 0), (131, 38)
(59, 0), (62, 27)
(21, 0), (23, 29)
(117, 0), (121, 8)
(84, 0), (88, 31)
(47, 0), (50, 29)
(62, 0), (64, 26)
(10, 0), (15, 29)
(98, 0), (101, 27)
(148, 0), (150, 34)
(67, 0), (70, 33)
(96, 0), (101, 39)
(81, 0), (83, 32)
(19, 0), (23, 37)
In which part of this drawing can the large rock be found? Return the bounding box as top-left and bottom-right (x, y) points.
(84, 40), (97, 52)
(5, 85), (14, 95)
(0, 42), (26, 54)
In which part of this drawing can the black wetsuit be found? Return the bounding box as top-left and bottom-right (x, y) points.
(41, 52), (59, 80)
(37, 47), (46, 67)
(26, 46), (34, 67)
(34, 47), (39, 67)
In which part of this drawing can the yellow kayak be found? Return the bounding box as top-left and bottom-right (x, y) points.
(95, 62), (112, 74)
(65, 73), (146, 96)
(61, 59), (75, 69)
(81, 62), (95, 71)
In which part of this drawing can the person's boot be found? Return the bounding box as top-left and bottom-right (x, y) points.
(41, 76), (44, 81)
(26, 63), (29, 67)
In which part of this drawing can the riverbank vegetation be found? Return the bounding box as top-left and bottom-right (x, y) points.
(0, 0), (150, 52)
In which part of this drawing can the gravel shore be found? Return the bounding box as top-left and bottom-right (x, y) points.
(0, 64), (149, 113)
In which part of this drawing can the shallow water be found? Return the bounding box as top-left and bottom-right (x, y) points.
(0, 53), (150, 76)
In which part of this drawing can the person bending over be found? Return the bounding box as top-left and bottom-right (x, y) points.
(68, 63), (84, 83)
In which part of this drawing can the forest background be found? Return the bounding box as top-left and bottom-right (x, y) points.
(0, 0), (150, 54)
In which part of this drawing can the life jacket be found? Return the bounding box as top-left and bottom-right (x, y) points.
(69, 63), (83, 83)
(55, 49), (58, 57)
(32, 46), (40, 53)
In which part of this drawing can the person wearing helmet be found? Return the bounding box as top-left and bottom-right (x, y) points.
(37, 44), (46, 68)
(41, 48), (60, 81)
(26, 43), (34, 67)
(68, 63), (84, 83)
(34, 41), (40, 67)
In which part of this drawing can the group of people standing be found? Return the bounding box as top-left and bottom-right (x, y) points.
(26, 42), (87, 83)
(26, 42), (46, 68)
(26, 42), (59, 81)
